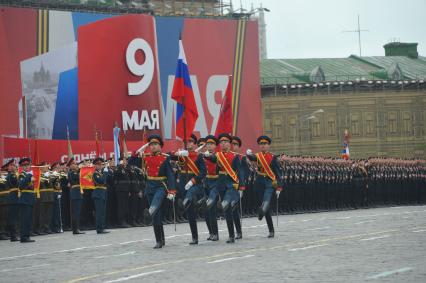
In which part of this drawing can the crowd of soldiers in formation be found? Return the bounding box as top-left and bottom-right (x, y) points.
(0, 133), (425, 247)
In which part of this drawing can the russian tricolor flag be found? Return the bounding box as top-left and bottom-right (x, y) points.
(341, 143), (350, 160)
(171, 38), (198, 140)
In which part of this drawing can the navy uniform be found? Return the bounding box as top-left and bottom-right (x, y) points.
(18, 158), (36, 243)
(67, 158), (85, 235)
(50, 163), (64, 233)
(92, 158), (109, 234)
(0, 164), (10, 240)
(5, 160), (20, 241)
(172, 134), (207, 245)
(38, 163), (55, 234)
(247, 136), (283, 238)
(143, 135), (176, 249)
(114, 158), (132, 228)
(206, 133), (245, 243)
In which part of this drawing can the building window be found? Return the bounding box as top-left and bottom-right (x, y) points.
(388, 112), (397, 134)
(311, 119), (320, 137)
(327, 118), (336, 136)
(402, 112), (412, 134)
(365, 114), (374, 135)
(351, 116), (360, 136)
(273, 117), (282, 139)
(289, 118), (296, 139)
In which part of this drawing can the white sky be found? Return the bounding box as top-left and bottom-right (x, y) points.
(239, 0), (426, 59)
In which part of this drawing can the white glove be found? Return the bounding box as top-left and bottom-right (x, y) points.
(276, 190), (281, 198)
(28, 170), (34, 176)
(246, 149), (253, 156)
(167, 194), (175, 201)
(44, 172), (51, 178)
(204, 151), (211, 158)
(185, 180), (194, 191)
(176, 150), (189, 157)
(239, 190), (243, 198)
(57, 194), (62, 200)
(103, 167), (109, 172)
(137, 142), (150, 153)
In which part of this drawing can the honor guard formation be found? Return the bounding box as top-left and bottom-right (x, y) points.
(0, 134), (425, 248)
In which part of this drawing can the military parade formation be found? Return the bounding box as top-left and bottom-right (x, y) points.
(0, 134), (425, 248)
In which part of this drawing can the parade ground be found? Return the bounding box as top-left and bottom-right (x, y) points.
(1, 205), (425, 283)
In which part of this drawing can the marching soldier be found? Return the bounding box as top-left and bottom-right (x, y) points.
(172, 134), (207, 245)
(204, 133), (245, 243)
(67, 158), (85, 235)
(141, 135), (176, 249)
(203, 135), (220, 241)
(92, 157), (109, 234)
(246, 136), (283, 238)
(18, 158), (36, 243)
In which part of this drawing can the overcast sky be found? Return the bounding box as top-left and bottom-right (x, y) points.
(239, 0), (426, 59)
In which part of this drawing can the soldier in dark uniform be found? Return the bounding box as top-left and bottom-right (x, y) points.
(39, 162), (54, 234)
(5, 160), (20, 241)
(67, 158), (85, 235)
(246, 135), (282, 238)
(128, 160), (142, 227)
(171, 134), (206, 245)
(105, 158), (117, 228)
(92, 157), (109, 234)
(141, 135), (176, 249)
(50, 162), (64, 233)
(0, 163), (10, 240)
(18, 157), (36, 243)
(114, 157), (131, 228)
(204, 133), (245, 243)
(59, 161), (71, 231)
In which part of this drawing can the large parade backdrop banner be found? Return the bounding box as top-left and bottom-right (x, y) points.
(0, 7), (262, 163)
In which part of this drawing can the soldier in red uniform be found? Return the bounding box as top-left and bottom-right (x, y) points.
(141, 135), (176, 249)
(246, 135), (283, 238)
(204, 133), (245, 243)
(171, 134), (206, 245)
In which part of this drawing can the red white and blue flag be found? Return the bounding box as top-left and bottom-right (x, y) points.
(171, 38), (198, 140)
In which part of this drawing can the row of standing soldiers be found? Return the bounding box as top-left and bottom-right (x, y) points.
(1, 134), (425, 246)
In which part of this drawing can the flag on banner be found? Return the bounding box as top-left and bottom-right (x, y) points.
(215, 76), (233, 135)
(67, 125), (73, 159)
(113, 126), (121, 166)
(80, 166), (95, 190)
(171, 38), (198, 140)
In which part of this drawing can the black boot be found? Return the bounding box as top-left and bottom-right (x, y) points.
(160, 225), (165, 247)
(226, 218), (235, 244)
(189, 221), (198, 245)
(153, 225), (162, 249)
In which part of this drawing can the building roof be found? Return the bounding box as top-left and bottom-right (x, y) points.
(261, 54), (426, 86)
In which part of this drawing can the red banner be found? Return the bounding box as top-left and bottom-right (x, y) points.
(2, 137), (181, 164)
(80, 166), (95, 190)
